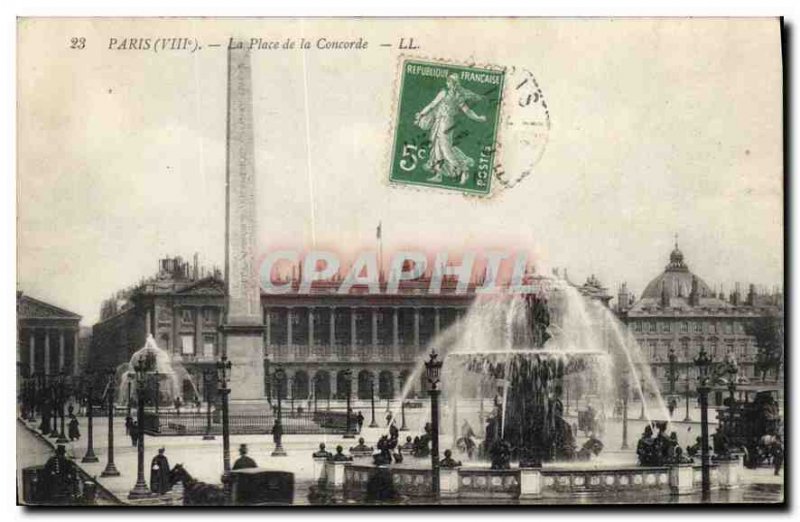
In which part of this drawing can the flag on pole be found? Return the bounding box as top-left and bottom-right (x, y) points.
(376, 221), (382, 240)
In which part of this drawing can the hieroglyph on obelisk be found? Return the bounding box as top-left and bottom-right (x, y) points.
(222, 44), (265, 401)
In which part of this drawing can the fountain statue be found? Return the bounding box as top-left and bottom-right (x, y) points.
(446, 292), (605, 464)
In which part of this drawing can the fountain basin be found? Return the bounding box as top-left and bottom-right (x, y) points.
(337, 460), (724, 501)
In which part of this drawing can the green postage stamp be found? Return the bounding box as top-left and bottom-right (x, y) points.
(389, 59), (506, 196)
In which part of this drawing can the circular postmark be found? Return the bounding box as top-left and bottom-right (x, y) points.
(493, 66), (551, 191)
(386, 56), (550, 198)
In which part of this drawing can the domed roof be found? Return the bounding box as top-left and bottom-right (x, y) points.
(641, 244), (713, 300)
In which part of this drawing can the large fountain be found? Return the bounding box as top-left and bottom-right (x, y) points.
(392, 277), (671, 465)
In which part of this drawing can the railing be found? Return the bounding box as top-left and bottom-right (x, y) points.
(541, 466), (671, 495)
(458, 468), (519, 499)
(142, 409), (357, 436)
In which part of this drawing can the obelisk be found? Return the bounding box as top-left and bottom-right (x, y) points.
(221, 44), (265, 402)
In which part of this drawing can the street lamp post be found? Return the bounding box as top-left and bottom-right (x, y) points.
(101, 368), (121, 477)
(289, 376), (294, 414)
(126, 381), (132, 417)
(56, 372), (69, 443)
(216, 356), (232, 476)
(683, 372), (692, 422)
(425, 350), (443, 498)
(82, 372), (99, 463)
(203, 369), (215, 441)
(621, 367), (629, 450)
(695, 347), (712, 502)
(271, 368), (287, 456)
(400, 400), (408, 431)
(128, 355), (154, 499)
(27, 374), (37, 422)
(343, 369), (354, 439)
(37, 374), (50, 434)
(369, 375), (379, 428)
(638, 376), (646, 421)
(668, 347), (677, 396)
(49, 380), (60, 439)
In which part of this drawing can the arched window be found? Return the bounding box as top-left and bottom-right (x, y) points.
(357, 370), (372, 400)
(378, 371), (395, 399)
(336, 370), (350, 400)
(293, 370), (309, 399)
(314, 371), (331, 400)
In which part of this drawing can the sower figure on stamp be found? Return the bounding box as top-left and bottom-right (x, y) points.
(415, 74), (486, 185)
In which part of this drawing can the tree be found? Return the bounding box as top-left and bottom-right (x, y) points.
(746, 310), (784, 382)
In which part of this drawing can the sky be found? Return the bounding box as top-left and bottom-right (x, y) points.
(17, 18), (784, 324)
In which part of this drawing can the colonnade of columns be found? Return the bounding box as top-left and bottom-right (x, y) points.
(266, 306), (463, 361)
(24, 327), (79, 376)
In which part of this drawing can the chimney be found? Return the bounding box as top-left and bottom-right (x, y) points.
(193, 253), (199, 280)
(747, 283), (756, 306)
(731, 282), (741, 305)
(618, 283), (630, 312)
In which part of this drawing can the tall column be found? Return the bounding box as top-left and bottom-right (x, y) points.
(44, 329), (51, 376)
(330, 369), (338, 397)
(172, 306), (180, 355)
(286, 308), (294, 360)
(29, 330), (35, 375)
(413, 308), (420, 349)
(220, 44), (265, 401)
(73, 330), (79, 376)
(309, 307), (315, 353)
(350, 307), (357, 355)
(371, 309), (378, 360)
(195, 306), (203, 358)
(264, 307), (271, 346)
(434, 307), (441, 335)
(58, 330), (65, 372)
(329, 308), (335, 350)
(392, 308), (400, 362)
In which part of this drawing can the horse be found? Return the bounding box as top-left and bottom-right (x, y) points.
(169, 463), (228, 506)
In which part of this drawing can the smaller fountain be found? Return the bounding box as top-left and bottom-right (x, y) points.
(116, 335), (199, 408)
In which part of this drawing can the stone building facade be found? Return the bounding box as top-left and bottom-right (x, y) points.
(615, 244), (782, 396)
(91, 256), (617, 404)
(17, 292), (82, 378)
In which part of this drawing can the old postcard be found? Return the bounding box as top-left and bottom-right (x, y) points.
(15, 17), (784, 506)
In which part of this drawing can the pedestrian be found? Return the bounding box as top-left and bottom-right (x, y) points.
(356, 411), (364, 433)
(668, 398), (677, 417)
(149, 447), (172, 494)
(174, 397), (182, 416)
(772, 436), (784, 476)
(385, 410), (393, 427)
(68, 411), (81, 441)
(130, 420), (139, 447)
(233, 444), (257, 470)
(124, 415), (133, 436)
(43, 445), (78, 504)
